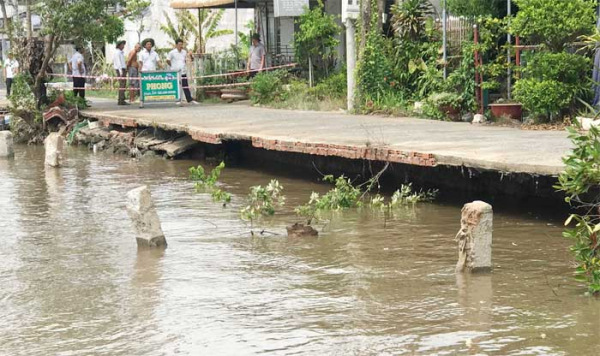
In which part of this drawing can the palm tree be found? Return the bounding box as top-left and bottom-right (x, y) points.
(161, 9), (233, 54)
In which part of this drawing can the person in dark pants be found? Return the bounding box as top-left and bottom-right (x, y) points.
(70, 46), (87, 100)
(167, 39), (198, 105)
(4, 53), (19, 97)
(113, 40), (128, 105)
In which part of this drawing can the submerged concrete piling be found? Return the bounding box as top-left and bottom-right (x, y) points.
(44, 132), (64, 167)
(126, 186), (167, 248)
(455, 201), (493, 273)
(0, 131), (14, 158)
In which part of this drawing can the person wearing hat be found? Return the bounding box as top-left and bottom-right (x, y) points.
(113, 40), (128, 105)
(247, 33), (265, 76)
(138, 38), (160, 72)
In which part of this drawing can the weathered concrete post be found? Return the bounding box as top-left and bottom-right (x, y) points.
(0, 131), (14, 158)
(126, 186), (167, 248)
(44, 132), (64, 167)
(345, 18), (356, 112)
(455, 201), (493, 273)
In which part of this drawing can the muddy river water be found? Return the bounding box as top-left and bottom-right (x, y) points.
(1, 145), (599, 356)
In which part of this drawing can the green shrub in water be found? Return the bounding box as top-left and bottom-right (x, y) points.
(189, 161), (231, 205)
(557, 125), (600, 295)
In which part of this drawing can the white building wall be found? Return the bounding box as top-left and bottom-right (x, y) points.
(106, 0), (253, 63)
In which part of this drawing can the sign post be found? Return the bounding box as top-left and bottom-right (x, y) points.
(139, 70), (181, 108)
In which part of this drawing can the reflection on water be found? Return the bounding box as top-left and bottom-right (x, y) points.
(1, 145), (599, 355)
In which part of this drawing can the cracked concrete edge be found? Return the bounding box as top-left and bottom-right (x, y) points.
(80, 111), (562, 176)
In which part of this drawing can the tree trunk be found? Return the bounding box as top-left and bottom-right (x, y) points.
(376, 0), (384, 32)
(0, 0), (11, 44)
(34, 33), (56, 101)
(26, 0), (32, 41)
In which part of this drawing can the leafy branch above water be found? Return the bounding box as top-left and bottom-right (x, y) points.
(240, 179), (286, 230)
(295, 174), (437, 226)
(189, 162), (231, 205)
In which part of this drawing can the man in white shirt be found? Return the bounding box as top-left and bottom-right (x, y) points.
(4, 53), (19, 97)
(167, 39), (197, 104)
(113, 40), (128, 105)
(70, 46), (87, 99)
(138, 38), (160, 72)
(247, 33), (266, 77)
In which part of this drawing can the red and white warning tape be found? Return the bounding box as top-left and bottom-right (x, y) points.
(48, 63), (297, 81)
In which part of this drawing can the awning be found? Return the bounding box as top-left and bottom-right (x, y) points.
(170, 0), (234, 8)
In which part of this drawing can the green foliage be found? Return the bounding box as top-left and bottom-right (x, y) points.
(446, 44), (477, 112)
(514, 52), (590, 119)
(296, 174), (437, 224)
(37, 0), (125, 44)
(189, 161), (225, 189)
(189, 162), (231, 205)
(309, 70), (347, 99)
(295, 175), (362, 224)
(250, 70), (287, 104)
(125, 0), (151, 40)
(556, 126), (600, 295)
(390, 0), (434, 42)
(447, 0), (505, 18)
(9, 73), (36, 112)
(240, 180), (285, 226)
(294, 0), (341, 77)
(511, 0), (596, 51)
(390, 184), (438, 206)
(421, 92), (462, 121)
(357, 30), (395, 101)
(161, 9), (232, 53)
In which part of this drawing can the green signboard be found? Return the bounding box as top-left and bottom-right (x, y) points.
(140, 71), (181, 107)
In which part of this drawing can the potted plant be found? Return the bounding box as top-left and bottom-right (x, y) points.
(423, 92), (463, 121)
(488, 98), (523, 121)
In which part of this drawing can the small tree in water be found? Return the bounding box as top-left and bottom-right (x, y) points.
(241, 180), (285, 232)
(557, 125), (600, 295)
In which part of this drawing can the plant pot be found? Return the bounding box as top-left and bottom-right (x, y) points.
(221, 88), (249, 101)
(489, 103), (523, 121)
(205, 89), (222, 99)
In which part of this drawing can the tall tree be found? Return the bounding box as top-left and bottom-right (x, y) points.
(34, 0), (124, 99)
(125, 0), (151, 43)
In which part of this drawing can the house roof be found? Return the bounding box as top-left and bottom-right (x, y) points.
(170, 0), (255, 9)
(170, 0), (236, 8)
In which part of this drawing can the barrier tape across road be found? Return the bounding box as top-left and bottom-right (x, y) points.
(48, 63), (298, 81)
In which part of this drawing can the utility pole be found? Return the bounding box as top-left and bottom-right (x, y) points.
(442, 0), (447, 79)
(26, 0), (32, 41)
(507, 0), (512, 100)
(345, 18), (356, 112)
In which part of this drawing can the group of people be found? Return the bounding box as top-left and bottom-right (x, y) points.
(113, 38), (198, 105)
(69, 32), (267, 106)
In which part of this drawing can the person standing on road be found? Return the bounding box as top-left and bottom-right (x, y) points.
(113, 40), (128, 105)
(138, 38), (160, 72)
(167, 39), (198, 105)
(247, 33), (265, 77)
(70, 46), (87, 100)
(4, 53), (19, 97)
(127, 43), (142, 103)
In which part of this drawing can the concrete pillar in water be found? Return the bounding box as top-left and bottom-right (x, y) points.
(44, 132), (64, 167)
(345, 18), (356, 112)
(0, 131), (14, 158)
(126, 186), (167, 248)
(455, 201), (493, 273)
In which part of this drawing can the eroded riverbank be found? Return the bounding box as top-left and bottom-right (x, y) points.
(1, 144), (599, 355)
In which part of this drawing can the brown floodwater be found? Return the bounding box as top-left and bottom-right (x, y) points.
(1, 145), (599, 356)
